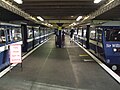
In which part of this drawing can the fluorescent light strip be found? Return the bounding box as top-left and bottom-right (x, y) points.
(94, 0), (102, 3)
(104, 0), (114, 7)
(14, 0), (23, 4)
(37, 16), (44, 21)
(76, 16), (82, 21)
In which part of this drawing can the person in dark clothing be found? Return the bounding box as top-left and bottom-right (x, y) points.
(54, 29), (58, 36)
(62, 30), (65, 46)
(70, 29), (75, 42)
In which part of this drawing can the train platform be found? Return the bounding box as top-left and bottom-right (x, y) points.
(0, 35), (120, 90)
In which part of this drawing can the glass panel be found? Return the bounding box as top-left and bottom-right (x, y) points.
(0, 28), (6, 44)
(40, 28), (44, 36)
(28, 28), (33, 39)
(78, 29), (82, 37)
(90, 29), (96, 40)
(105, 29), (120, 41)
(83, 29), (86, 37)
(12, 27), (22, 41)
(96, 29), (102, 42)
(7, 28), (12, 42)
(34, 28), (39, 37)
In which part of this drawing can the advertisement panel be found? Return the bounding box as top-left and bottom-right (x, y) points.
(10, 44), (22, 63)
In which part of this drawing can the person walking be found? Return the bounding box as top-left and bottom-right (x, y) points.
(70, 28), (75, 43)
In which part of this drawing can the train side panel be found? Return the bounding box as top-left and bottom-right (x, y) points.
(0, 23), (22, 70)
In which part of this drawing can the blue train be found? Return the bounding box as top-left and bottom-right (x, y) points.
(75, 24), (120, 70)
(0, 22), (53, 71)
(21, 24), (53, 52)
(0, 23), (22, 70)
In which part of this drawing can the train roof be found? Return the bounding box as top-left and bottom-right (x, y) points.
(96, 26), (120, 28)
(0, 22), (21, 27)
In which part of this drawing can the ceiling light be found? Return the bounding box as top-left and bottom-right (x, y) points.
(94, 0), (102, 3)
(14, 0), (23, 4)
(76, 16), (82, 21)
(37, 16), (44, 21)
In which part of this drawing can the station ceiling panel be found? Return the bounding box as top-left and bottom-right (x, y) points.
(2, 0), (120, 26)
(94, 5), (120, 20)
(19, 0), (106, 20)
(0, 7), (25, 21)
(14, 0), (107, 26)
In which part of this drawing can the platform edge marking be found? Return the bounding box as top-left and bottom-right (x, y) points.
(74, 41), (120, 84)
(0, 39), (50, 78)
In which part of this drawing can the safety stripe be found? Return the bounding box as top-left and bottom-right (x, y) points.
(75, 41), (120, 84)
(0, 39), (50, 78)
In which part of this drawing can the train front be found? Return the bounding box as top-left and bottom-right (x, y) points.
(103, 26), (120, 70)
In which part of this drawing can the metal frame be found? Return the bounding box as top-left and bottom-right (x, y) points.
(0, 0), (39, 23)
(81, 0), (120, 24)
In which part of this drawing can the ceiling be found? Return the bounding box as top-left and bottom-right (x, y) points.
(94, 5), (120, 20)
(1, 0), (120, 27)
(0, 7), (25, 21)
(17, 0), (107, 27)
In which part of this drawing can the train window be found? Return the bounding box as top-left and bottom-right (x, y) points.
(12, 28), (22, 41)
(78, 29), (82, 37)
(0, 29), (6, 43)
(105, 29), (120, 41)
(40, 28), (44, 35)
(43, 28), (45, 35)
(34, 28), (39, 37)
(7, 28), (12, 42)
(39, 29), (42, 36)
(28, 29), (33, 39)
(96, 29), (102, 42)
(83, 29), (86, 37)
(90, 30), (96, 40)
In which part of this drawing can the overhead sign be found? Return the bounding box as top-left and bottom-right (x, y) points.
(58, 27), (62, 30)
(10, 44), (22, 64)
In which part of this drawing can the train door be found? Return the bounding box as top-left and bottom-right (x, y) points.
(34, 27), (39, 47)
(78, 28), (83, 45)
(0, 28), (6, 44)
(83, 28), (87, 48)
(39, 27), (42, 44)
(0, 26), (9, 70)
(86, 25), (90, 49)
(95, 28), (104, 60)
(32, 27), (34, 49)
(6, 27), (13, 64)
(0, 28), (6, 64)
(89, 27), (96, 54)
(41, 28), (44, 42)
(82, 25), (90, 48)
(21, 24), (28, 52)
(27, 27), (33, 51)
(6, 27), (12, 44)
(43, 28), (46, 41)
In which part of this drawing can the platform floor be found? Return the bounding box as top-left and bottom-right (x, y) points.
(0, 35), (120, 90)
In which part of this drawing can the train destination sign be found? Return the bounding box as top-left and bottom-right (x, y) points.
(10, 44), (22, 64)
(106, 44), (120, 48)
